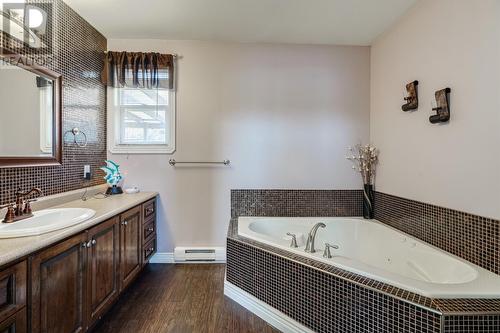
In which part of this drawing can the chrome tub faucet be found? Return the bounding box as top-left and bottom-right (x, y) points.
(323, 243), (339, 258)
(286, 232), (298, 248)
(305, 222), (326, 253)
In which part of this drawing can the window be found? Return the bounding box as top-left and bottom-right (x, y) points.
(107, 86), (175, 154)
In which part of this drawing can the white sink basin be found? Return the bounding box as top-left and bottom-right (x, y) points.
(0, 208), (96, 238)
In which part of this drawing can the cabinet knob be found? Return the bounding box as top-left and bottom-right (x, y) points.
(91, 239), (96, 246)
(122, 220), (128, 226)
(147, 227), (154, 232)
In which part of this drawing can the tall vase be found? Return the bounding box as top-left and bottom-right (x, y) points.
(363, 184), (374, 219)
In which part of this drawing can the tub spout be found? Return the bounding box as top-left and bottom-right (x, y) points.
(305, 222), (326, 253)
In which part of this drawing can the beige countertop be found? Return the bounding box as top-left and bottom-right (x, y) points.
(0, 191), (158, 267)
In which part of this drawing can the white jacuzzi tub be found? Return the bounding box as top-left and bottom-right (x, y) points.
(238, 217), (500, 299)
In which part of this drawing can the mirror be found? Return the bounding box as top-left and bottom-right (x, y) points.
(0, 51), (61, 167)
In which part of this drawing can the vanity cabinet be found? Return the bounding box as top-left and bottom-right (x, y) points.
(30, 232), (87, 333)
(119, 206), (142, 291)
(86, 217), (120, 328)
(0, 196), (158, 333)
(0, 261), (27, 332)
(0, 309), (27, 333)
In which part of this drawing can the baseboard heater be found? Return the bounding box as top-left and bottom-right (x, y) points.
(174, 247), (226, 262)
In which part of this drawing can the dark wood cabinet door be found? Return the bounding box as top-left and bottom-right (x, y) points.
(0, 310), (27, 333)
(120, 205), (142, 291)
(86, 217), (119, 328)
(0, 261), (26, 324)
(31, 233), (87, 333)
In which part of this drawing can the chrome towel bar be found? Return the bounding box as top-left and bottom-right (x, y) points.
(168, 159), (230, 166)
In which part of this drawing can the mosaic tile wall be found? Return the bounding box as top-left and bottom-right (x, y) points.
(443, 315), (500, 333)
(374, 192), (500, 275)
(226, 238), (443, 333)
(0, 0), (107, 205)
(231, 189), (363, 218)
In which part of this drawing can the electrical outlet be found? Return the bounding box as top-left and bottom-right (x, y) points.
(83, 165), (91, 180)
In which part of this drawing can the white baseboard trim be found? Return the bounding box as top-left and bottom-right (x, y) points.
(149, 252), (226, 264)
(224, 281), (314, 333)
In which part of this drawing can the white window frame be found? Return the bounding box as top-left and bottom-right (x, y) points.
(107, 86), (176, 154)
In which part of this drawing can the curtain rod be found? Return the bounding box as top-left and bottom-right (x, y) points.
(103, 51), (178, 58)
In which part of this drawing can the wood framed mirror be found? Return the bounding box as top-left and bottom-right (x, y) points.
(0, 49), (62, 167)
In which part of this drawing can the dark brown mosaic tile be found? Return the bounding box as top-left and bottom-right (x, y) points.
(227, 218), (436, 312)
(0, 0), (106, 205)
(231, 189), (363, 218)
(443, 315), (500, 333)
(432, 299), (500, 315)
(227, 218), (500, 324)
(227, 222), (500, 332)
(227, 237), (442, 333)
(374, 192), (500, 276)
(229, 189), (500, 317)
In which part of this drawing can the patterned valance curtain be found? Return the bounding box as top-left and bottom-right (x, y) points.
(101, 51), (174, 90)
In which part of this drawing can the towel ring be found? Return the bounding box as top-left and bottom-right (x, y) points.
(64, 127), (88, 148)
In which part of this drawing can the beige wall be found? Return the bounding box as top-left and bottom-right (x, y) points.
(108, 40), (370, 251)
(371, 0), (500, 219)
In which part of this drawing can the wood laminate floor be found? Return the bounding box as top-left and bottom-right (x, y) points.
(92, 264), (280, 333)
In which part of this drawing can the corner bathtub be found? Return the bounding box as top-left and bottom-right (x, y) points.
(238, 217), (500, 299)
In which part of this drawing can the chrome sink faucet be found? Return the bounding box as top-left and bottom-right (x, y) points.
(305, 222), (326, 253)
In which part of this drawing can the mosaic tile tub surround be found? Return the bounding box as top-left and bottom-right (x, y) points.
(227, 233), (500, 333)
(374, 192), (500, 276)
(227, 189), (500, 332)
(227, 235), (442, 333)
(231, 189), (363, 218)
(0, 0), (107, 205)
(231, 189), (500, 277)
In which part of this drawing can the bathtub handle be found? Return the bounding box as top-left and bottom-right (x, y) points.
(286, 233), (299, 248)
(323, 243), (339, 259)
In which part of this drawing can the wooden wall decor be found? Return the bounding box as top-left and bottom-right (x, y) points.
(401, 80), (419, 111)
(429, 88), (451, 123)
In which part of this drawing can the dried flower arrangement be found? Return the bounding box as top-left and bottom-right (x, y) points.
(346, 144), (378, 185)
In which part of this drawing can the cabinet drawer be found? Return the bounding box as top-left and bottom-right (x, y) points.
(143, 219), (156, 244)
(143, 238), (157, 263)
(0, 309), (27, 333)
(0, 261), (26, 323)
(143, 199), (156, 223)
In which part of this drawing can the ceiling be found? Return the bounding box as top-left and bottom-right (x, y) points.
(63, 0), (417, 46)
